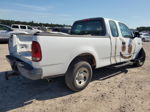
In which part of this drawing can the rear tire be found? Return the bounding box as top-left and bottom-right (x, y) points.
(65, 61), (92, 92)
(133, 48), (146, 67)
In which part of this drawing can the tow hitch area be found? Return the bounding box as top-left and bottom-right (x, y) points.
(5, 71), (20, 80)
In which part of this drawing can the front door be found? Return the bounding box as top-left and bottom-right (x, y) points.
(118, 23), (136, 62)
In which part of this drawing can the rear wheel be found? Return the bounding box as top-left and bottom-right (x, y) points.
(133, 48), (146, 67)
(65, 61), (92, 92)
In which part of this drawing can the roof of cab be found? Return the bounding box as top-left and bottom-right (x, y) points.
(75, 17), (104, 22)
(74, 17), (120, 23)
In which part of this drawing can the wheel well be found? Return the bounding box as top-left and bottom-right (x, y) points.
(136, 48), (146, 59)
(68, 53), (96, 69)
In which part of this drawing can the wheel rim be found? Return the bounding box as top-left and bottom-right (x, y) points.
(75, 67), (89, 87)
(139, 56), (145, 65)
(138, 52), (145, 66)
(138, 59), (144, 65)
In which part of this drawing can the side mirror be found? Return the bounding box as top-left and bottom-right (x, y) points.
(133, 31), (140, 38)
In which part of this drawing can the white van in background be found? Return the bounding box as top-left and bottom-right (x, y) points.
(0, 24), (29, 42)
(11, 24), (42, 34)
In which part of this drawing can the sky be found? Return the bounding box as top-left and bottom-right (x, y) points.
(0, 0), (150, 28)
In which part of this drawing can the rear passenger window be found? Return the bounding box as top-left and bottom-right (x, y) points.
(28, 26), (33, 30)
(12, 25), (19, 29)
(109, 21), (119, 37)
(20, 26), (26, 29)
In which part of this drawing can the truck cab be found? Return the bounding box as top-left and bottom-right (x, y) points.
(71, 18), (142, 64)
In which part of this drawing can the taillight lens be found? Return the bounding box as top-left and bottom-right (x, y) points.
(32, 41), (42, 62)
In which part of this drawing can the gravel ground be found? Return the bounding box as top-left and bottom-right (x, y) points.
(0, 43), (150, 112)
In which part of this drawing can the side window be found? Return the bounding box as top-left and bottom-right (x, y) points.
(20, 26), (27, 29)
(12, 25), (19, 29)
(109, 20), (119, 37)
(28, 26), (33, 30)
(119, 23), (132, 38)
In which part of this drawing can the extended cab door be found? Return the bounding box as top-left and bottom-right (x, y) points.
(109, 20), (121, 64)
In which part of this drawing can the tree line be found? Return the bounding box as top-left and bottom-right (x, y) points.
(0, 19), (70, 28)
(0, 19), (149, 32)
(136, 27), (150, 32)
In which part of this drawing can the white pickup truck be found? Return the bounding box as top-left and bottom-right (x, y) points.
(7, 17), (146, 91)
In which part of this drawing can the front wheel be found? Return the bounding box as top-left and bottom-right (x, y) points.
(133, 48), (146, 67)
(65, 61), (92, 92)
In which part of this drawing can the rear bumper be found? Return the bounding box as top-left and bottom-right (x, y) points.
(6, 55), (42, 80)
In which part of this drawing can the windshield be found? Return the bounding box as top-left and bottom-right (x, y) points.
(71, 19), (106, 36)
(0, 25), (12, 31)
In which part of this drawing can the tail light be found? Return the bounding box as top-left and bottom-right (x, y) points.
(32, 41), (42, 62)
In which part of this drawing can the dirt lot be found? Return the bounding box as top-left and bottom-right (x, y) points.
(0, 43), (150, 112)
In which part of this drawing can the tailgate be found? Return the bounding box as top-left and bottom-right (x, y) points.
(9, 34), (33, 61)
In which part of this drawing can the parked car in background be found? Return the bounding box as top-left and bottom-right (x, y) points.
(140, 33), (150, 42)
(0, 24), (29, 42)
(51, 26), (71, 34)
(11, 24), (42, 34)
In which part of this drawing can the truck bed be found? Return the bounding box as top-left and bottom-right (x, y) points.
(9, 32), (111, 78)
